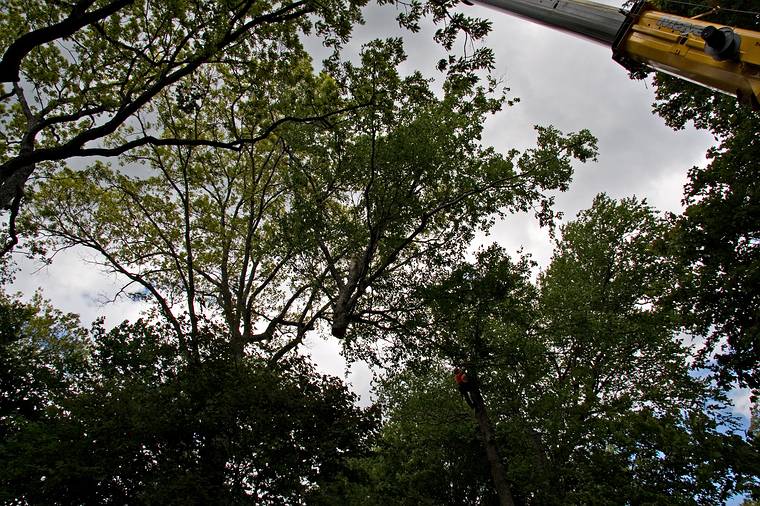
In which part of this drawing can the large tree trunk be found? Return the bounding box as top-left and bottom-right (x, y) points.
(471, 387), (515, 506)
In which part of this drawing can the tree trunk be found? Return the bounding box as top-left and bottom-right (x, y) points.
(471, 387), (515, 506)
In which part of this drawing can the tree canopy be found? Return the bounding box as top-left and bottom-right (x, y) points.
(24, 35), (596, 369)
(2, 0), (758, 503)
(0, 292), (377, 503)
(0, 0), (495, 255)
(357, 195), (758, 504)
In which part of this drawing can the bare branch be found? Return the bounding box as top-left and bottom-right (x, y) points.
(249, 284), (309, 342)
(267, 300), (332, 366)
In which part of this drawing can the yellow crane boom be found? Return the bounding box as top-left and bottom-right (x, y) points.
(470, 0), (760, 108)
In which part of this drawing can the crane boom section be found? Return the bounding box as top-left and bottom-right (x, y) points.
(475, 0), (626, 45)
(618, 7), (760, 107)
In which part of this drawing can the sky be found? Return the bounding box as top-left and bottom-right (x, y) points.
(8, 0), (752, 437)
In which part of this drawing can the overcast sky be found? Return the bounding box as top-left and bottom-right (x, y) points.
(10, 1), (751, 436)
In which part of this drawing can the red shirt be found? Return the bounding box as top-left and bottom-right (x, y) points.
(455, 372), (467, 384)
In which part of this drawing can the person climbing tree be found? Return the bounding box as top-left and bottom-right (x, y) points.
(454, 367), (476, 408)
(453, 365), (514, 505)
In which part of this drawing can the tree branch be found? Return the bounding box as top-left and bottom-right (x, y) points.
(0, 0), (317, 209)
(0, 190), (23, 256)
(0, 0), (134, 83)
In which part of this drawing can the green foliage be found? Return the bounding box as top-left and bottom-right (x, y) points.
(671, 111), (760, 388)
(14, 1), (759, 503)
(295, 44), (596, 343)
(0, 0), (367, 157)
(0, 291), (90, 439)
(346, 366), (498, 505)
(0, 297), (377, 504)
(665, 110), (760, 388)
(25, 33), (597, 370)
(409, 243), (537, 370)
(362, 195), (758, 505)
(5, 11), (603, 500)
(0, 0), (378, 259)
(531, 196), (755, 504)
(0, 0), (508, 257)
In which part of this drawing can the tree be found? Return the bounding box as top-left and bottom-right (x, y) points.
(0, 289), (93, 503)
(640, 0), (760, 389)
(0, 297), (378, 504)
(25, 36), (597, 369)
(411, 245), (537, 506)
(350, 366), (499, 505)
(364, 195), (758, 504)
(0, 290), (90, 442)
(531, 194), (754, 503)
(0, 0), (509, 257)
(668, 117), (760, 389)
(298, 57), (596, 350)
(24, 53), (339, 366)
(360, 244), (543, 505)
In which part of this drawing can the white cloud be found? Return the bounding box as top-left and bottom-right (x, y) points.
(304, 334), (374, 405)
(10, 247), (148, 328)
